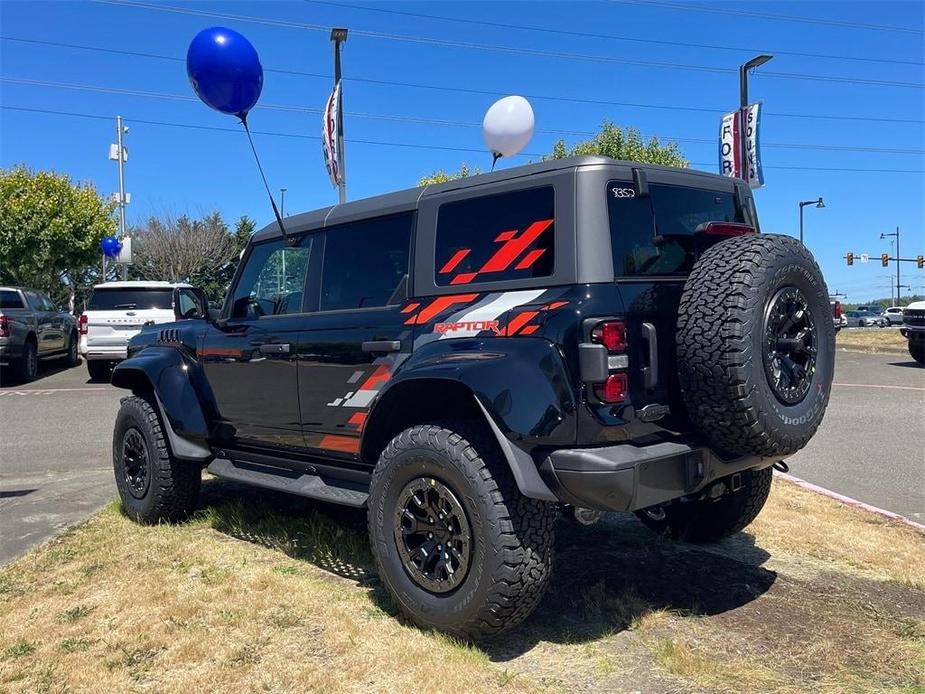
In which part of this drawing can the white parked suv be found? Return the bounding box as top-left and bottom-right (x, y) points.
(883, 306), (905, 326)
(79, 281), (195, 381)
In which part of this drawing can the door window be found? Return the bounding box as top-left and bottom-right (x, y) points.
(320, 214), (412, 311)
(176, 289), (206, 319)
(434, 187), (555, 286)
(229, 236), (313, 319)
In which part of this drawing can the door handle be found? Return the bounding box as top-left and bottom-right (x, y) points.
(641, 322), (658, 390)
(258, 343), (290, 355)
(362, 340), (401, 353)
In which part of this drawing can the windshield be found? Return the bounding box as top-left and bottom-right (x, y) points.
(87, 288), (173, 311)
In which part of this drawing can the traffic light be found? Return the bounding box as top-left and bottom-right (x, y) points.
(918, 255), (924, 269)
(881, 253), (889, 267)
(847, 252), (854, 266)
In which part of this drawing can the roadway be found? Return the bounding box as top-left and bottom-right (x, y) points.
(1, 349), (922, 564)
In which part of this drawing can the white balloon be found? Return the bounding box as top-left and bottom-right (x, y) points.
(482, 96), (535, 159)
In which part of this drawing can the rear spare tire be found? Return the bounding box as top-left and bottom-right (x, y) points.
(676, 234), (834, 458)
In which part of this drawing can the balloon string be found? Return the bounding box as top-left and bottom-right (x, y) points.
(241, 116), (291, 244)
(491, 152), (501, 172)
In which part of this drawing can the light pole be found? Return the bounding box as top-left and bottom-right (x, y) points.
(881, 227), (900, 301)
(798, 197), (825, 244)
(279, 187), (287, 217)
(331, 28), (348, 204)
(739, 54), (773, 182)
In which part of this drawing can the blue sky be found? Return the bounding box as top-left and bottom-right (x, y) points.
(1, 0), (923, 302)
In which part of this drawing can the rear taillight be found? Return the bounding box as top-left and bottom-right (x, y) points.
(0, 315), (9, 338)
(591, 320), (626, 353)
(590, 320), (629, 403)
(697, 222), (756, 237)
(833, 301), (842, 319)
(595, 373), (628, 403)
(78, 313), (88, 335)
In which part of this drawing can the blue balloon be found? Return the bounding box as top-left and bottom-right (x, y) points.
(187, 27), (263, 118)
(101, 236), (122, 258)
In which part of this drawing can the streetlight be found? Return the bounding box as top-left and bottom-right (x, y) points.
(739, 54), (773, 181)
(798, 197), (825, 244)
(880, 227), (901, 301)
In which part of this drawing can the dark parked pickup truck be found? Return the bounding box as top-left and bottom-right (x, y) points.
(0, 286), (79, 382)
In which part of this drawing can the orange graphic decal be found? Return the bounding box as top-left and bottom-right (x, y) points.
(404, 294), (479, 325)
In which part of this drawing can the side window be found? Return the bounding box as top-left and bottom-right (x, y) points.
(320, 214), (412, 311)
(229, 236), (313, 319)
(39, 294), (57, 311)
(435, 187), (555, 286)
(24, 290), (43, 311)
(176, 289), (205, 319)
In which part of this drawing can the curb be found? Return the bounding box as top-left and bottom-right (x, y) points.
(775, 471), (925, 533)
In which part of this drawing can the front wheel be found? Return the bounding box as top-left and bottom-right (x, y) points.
(113, 396), (201, 524)
(636, 467), (773, 543)
(368, 422), (555, 640)
(909, 340), (925, 365)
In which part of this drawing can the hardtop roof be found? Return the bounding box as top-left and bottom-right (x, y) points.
(252, 156), (740, 242)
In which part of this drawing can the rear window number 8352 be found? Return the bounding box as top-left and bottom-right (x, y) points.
(611, 187), (635, 199)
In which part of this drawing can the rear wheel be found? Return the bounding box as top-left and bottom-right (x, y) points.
(63, 331), (79, 367)
(13, 338), (38, 383)
(87, 360), (110, 382)
(113, 395), (201, 524)
(677, 234), (835, 458)
(636, 467), (773, 543)
(368, 422), (555, 640)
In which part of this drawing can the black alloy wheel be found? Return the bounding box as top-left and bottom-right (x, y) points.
(121, 428), (150, 499)
(394, 477), (472, 593)
(763, 286), (817, 405)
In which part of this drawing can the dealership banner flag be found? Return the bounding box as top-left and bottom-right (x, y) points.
(322, 81), (342, 187)
(742, 102), (764, 189)
(719, 103), (764, 189)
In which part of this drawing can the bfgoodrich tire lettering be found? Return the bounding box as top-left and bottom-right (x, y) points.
(676, 234), (835, 457)
(368, 422), (555, 640)
(112, 395), (201, 524)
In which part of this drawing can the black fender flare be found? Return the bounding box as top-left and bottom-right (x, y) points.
(362, 338), (576, 501)
(111, 347), (212, 461)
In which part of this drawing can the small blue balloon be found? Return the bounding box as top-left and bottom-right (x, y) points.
(101, 236), (122, 258)
(187, 27), (263, 118)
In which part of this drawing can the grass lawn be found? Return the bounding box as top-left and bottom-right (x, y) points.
(837, 328), (909, 355)
(1, 476), (922, 693)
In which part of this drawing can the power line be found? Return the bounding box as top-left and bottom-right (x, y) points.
(3, 105), (924, 174)
(92, 0), (925, 89)
(306, 0), (924, 67)
(4, 36), (924, 126)
(4, 75), (924, 156)
(616, 0), (925, 35)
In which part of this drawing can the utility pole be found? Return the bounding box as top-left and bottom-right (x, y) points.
(331, 28), (348, 204)
(739, 55), (772, 182)
(115, 116), (128, 280)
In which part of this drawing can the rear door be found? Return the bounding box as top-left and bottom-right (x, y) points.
(607, 178), (748, 421)
(297, 213), (413, 459)
(23, 290), (60, 354)
(85, 287), (174, 350)
(201, 234), (314, 448)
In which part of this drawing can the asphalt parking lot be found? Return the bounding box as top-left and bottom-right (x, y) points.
(1, 350), (923, 565)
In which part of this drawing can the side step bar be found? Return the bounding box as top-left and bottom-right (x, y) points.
(207, 458), (369, 508)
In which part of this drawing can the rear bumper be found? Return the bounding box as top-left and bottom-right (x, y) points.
(80, 345), (128, 361)
(540, 441), (774, 512)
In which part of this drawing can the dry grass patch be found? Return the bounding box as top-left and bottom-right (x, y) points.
(1, 477), (922, 693)
(837, 328), (908, 354)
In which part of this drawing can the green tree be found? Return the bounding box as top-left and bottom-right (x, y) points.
(419, 121), (688, 185)
(0, 166), (116, 308)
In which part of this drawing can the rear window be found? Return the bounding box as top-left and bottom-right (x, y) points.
(435, 186), (555, 286)
(607, 181), (741, 277)
(87, 288), (173, 311)
(0, 290), (23, 309)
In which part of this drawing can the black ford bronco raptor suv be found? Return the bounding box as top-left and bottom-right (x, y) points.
(110, 156), (834, 638)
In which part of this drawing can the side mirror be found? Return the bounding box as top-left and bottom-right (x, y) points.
(173, 287), (210, 321)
